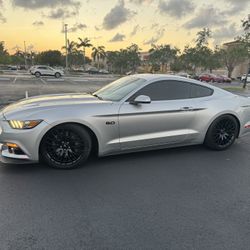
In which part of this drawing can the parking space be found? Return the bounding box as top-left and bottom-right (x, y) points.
(0, 74), (118, 107)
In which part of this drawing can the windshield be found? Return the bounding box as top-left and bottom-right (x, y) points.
(93, 76), (146, 101)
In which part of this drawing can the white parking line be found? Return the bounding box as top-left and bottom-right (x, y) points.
(47, 79), (65, 82)
(0, 78), (10, 81)
(12, 77), (17, 84)
(40, 78), (47, 84)
(73, 79), (88, 82)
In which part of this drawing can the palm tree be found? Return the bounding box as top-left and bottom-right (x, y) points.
(62, 40), (77, 68)
(77, 37), (92, 69)
(91, 46), (106, 69)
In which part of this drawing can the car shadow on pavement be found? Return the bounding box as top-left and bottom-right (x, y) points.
(0, 145), (205, 173)
(0, 142), (241, 174)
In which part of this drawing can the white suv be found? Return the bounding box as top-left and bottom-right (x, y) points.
(30, 65), (64, 78)
(241, 74), (250, 82)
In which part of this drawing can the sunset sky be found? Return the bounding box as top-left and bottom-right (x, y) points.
(0, 0), (249, 54)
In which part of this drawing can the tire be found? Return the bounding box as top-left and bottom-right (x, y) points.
(35, 72), (41, 78)
(55, 72), (61, 78)
(40, 124), (92, 169)
(204, 115), (239, 150)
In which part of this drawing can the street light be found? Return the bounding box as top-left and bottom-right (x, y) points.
(64, 24), (68, 72)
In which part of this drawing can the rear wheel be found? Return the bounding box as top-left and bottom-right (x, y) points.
(204, 115), (239, 150)
(40, 124), (92, 169)
(35, 72), (41, 78)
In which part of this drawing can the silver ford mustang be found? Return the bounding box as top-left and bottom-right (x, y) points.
(1, 74), (250, 169)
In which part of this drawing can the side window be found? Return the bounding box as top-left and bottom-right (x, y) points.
(128, 80), (191, 101)
(38, 66), (47, 70)
(190, 84), (213, 98)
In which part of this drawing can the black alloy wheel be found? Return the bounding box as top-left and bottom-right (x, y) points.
(40, 124), (92, 169)
(204, 115), (239, 150)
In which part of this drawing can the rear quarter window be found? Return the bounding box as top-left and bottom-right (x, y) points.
(190, 84), (213, 98)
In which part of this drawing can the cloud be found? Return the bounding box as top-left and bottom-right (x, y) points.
(46, 8), (77, 19)
(130, 0), (153, 4)
(32, 21), (44, 26)
(95, 25), (101, 31)
(222, 0), (250, 14)
(213, 23), (243, 45)
(143, 28), (165, 45)
(158, 0), (195, 18)
(0, 0), (6, 23)
(130, 25), (140, 36)
(103, 0), (136, 30)
(151, 23), (159, 29)
(0, 12), (6, 23)
(183, 6), (228, 29)
(109, 33), (126, 42)
(68, 23), (87, 32)
(12, 0), (81, 9)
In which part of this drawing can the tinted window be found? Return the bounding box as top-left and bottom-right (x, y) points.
(190, 84), (213, 98)
(38, 66), (47, 70)
(128, 80), (191, 101)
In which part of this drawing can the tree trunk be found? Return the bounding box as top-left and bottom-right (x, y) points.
(243, 63), (249, 89)
(83, 48), (86, 70)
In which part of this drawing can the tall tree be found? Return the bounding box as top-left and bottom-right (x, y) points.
(195, 28), (211, 48)
(149, 44), (178, 72)
(36, 50), (63, 66)
(241, 16), (250, 88)
(218, 44), (247, 78)
(0, 41), (10, 65)
(62, 40), (77, 68)
(77, 37), (92, 69)
(91, 46), (106, 69)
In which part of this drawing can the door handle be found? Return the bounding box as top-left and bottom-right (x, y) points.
(180, 107), (193, 111)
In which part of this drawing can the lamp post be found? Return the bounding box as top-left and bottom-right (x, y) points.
(24, 41), (27, 69)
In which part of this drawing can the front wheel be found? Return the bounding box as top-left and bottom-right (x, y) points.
(204, 115), (239, 150)
(55, 72), (61, 78)
(40, 124), (92, 169)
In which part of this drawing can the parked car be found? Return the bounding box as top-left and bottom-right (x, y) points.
(1, 74), (250, 169)
(199, 74), (223, 83)
(99, 69), (109, 74)
(86, 67), (99, 74)
(241, 74), (250, 83)
(220, 75), (232, 83)
(30, 65), (64, 78)
(176, 72), (191, 78)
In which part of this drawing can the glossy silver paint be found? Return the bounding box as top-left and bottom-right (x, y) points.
(1, 74), (250, 164)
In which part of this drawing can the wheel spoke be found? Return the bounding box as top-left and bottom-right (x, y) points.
(45, 128), (86, 164)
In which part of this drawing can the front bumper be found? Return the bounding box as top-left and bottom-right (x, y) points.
(0, 118), (51, 164)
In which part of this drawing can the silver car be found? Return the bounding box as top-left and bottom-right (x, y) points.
(1, 74), (250, 169)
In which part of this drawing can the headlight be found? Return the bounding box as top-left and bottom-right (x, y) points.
(8, 120), (43, 129)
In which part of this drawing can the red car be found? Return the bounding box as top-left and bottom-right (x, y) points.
(199, 74), (223, 83)
(220, 75), (232, 83)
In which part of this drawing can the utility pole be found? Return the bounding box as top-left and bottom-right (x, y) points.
(64, 24), (68, 72)
(24, 41), (27, 69)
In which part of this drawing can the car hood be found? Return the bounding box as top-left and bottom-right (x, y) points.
(1, 93), (110, 118)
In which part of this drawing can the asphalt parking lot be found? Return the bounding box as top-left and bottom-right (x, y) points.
(1, 74), (250, 249)
(0, 74), (118, 107)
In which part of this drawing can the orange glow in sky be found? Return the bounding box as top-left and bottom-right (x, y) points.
(0, 0), (248, 54)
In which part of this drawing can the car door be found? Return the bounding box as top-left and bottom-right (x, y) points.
(118, 80), (199, 150)
(47, 67), (55, 76)
(37, 66), (48, 75)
